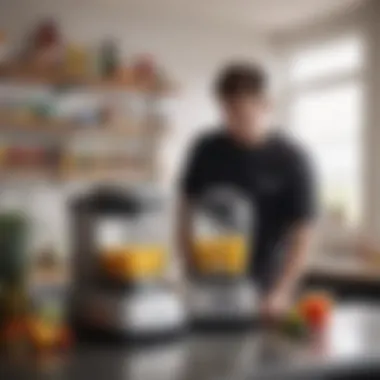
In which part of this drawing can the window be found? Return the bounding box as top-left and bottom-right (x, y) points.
(287, 35), (364, 227)
(289, 36), (363, 84)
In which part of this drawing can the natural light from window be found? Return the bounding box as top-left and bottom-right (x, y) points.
(288, 35), (364, 227)
(289, 35), (363, 84)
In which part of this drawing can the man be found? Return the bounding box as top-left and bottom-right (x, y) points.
(177, 63), (316, 319)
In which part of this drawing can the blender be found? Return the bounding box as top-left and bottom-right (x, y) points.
(70, 186), (186, 341)
(189, 186), (259, 328)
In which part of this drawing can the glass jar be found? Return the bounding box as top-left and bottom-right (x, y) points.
(94, 190), (167, 282)
(192, 187), (253, 278)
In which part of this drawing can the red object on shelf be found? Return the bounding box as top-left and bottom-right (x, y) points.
(27, 19), (64, 69)
(133, 54), (157, 84)
(4, 145), (56, 169)
(32, 20), (61, 50)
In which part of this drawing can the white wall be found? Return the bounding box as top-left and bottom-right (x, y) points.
(0, 0), (272, 257)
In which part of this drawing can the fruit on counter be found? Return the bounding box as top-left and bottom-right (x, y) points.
(279, 292), (334, 340)
(28, 317), (73, 351)
(281, 309), (309, 340)
(27, 317), (59, 349)
(298, 292), (333, 330)
(29, 316), (68, 345)
(1, 316), (73, 353)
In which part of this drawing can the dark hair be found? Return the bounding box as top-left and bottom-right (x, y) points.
(215, 62), (268, 99)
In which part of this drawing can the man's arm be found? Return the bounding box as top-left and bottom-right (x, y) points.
(262, 148), (317, 318)
(261, 222), (314, 317)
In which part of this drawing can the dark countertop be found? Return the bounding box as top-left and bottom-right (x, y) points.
(2, 303), (380, 380)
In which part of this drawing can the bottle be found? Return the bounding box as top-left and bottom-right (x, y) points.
(99, 40), (120, 78)
(0, 31), (8, 65)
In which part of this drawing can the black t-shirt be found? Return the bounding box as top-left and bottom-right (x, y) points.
(180, 130), (316, 291)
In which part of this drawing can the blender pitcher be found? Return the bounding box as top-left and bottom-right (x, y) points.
(189, 186), (259, 327)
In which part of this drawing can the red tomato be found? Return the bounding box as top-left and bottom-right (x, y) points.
(298, 294), (333, 329)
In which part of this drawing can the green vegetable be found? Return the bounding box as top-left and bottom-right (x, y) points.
(281, 310), (309, 340)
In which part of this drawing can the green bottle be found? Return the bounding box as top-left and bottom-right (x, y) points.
(100, 39), (120, 78)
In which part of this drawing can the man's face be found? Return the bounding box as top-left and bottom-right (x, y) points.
(221, 94), (270, 140)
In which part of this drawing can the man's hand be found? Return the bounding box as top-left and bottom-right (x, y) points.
(260, 290), (291, 322)
(260, 223), (314, 322)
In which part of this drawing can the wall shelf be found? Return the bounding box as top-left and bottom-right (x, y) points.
(62, 168), (151, 182)
(0, 113), (164, 139)
(0, 65), (177, 95)
(0, 64), (173, 184)
(0, 167), (151, 183)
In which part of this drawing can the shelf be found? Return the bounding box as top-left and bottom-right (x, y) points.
(0, 113), (164, 138)
(0, 168), (57, 182)
(0, 65), (177, 95)
(0, 149), (152, 183)
(0, 114), (76, 135)
(62, 167), (151, 182)
(0, 63), (169, 184)
(0, 167), (151, 183)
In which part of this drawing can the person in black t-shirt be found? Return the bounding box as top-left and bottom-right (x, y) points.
(177, 62), (317, 319)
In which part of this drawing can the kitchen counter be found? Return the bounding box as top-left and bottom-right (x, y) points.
(2, 303), (380, 380)
(309, 254), (380, 283)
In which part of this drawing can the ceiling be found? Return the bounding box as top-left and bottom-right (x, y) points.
(93, 0), (365, 34)
(6, 0), (366, 36)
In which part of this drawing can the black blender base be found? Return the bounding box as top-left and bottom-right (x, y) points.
(72, 321), (188, 347)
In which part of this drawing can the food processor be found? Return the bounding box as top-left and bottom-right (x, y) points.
(188, 186), (259, 328)
(70, 186), (186, 341)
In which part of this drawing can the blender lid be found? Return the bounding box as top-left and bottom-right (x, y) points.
(70, 186), (162, 215)
(197, 186), (252, 229)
